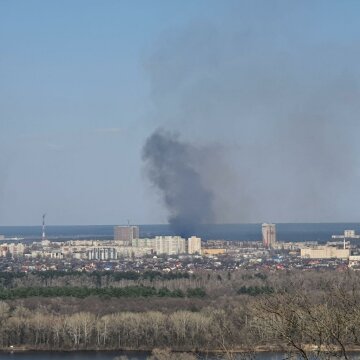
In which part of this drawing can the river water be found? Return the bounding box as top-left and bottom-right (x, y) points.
(1, 223), (360, 242)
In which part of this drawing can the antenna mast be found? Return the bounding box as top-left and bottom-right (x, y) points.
(42, 214), (46, 241)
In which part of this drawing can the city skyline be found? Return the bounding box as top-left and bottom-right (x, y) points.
(2, 1), (360, 225)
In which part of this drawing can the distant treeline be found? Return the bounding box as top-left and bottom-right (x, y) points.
(0, 285), (206, 300)
(0, 270), (275, 299)
(0, 270), (194, 288)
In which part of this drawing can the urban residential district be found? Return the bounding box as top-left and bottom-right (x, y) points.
(0, 222), (359, 273)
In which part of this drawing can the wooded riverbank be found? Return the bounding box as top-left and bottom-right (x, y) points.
(0, 269), (359, 359)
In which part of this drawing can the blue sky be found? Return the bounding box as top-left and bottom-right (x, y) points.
(1, 0), (360, 225)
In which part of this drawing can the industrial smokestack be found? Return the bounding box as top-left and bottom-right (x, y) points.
(142, 129), (215, 237)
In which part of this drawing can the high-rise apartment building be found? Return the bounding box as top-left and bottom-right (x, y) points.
(262, 223), (276, 248)
(114, 225), (139, 246)
(155, 236), (186, 255)
(188, 236), (201, 254)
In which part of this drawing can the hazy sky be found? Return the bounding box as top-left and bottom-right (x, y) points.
(1, 0), (360, 225)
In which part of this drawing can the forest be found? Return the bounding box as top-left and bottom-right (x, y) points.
(0, 269), (359, 359)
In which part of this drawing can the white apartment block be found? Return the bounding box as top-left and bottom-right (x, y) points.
(155, 236), (186, 255)
(0, 243), (25, 257)
(188, 236), (201, 254)
(87, 247), (117, 260)
(131, 238), (156, 248)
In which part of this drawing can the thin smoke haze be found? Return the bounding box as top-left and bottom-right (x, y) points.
(142, 129), (215, 237)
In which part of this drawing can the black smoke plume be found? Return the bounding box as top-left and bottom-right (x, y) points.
(142, 129), (215, 237)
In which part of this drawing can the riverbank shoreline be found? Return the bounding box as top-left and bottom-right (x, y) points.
(3, 344), (360, 354)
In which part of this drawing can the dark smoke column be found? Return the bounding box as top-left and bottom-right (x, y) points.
(142, 129), (215, 237)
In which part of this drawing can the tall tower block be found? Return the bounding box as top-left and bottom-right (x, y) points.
(262, 223), (276, 248)
(114, 225), (139, 246)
